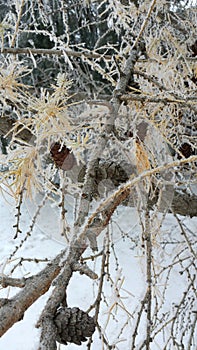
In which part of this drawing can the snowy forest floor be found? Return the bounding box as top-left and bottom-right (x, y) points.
(0, 190), (196, 350)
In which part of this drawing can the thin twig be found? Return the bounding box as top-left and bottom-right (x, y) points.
(144, 210), (152, 350)
(133, 0), (157, 49)
(13, 189), (24, 239)
(120, 93), (197, 112)
(131, 291), (148, 349)
(9, 193), (48, 260)
(11, 0), (25, 48)
(174, 214), (197, 259)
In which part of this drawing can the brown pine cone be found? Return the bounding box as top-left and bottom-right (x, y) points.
(54, 307), (96, 345)
(190, 40), (197, 57)
(178, 143), (193, 159)
(50, 142), (76, 170)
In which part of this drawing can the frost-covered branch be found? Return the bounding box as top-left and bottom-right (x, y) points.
(1, 47), (196, 62)
(1, 47), (111, 61)
(120, 93), (197, 111)
(75, 45), (140, 229)
(0, 1), (196, 348)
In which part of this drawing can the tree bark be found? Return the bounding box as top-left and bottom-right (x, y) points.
(0, 253), (62, 337)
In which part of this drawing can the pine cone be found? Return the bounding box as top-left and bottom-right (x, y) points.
(54, 307), (96, 345)
(190, 40), (197, 57)
(50, 142), (76, 170)
(178, 143), (193, 159)
(77, 161), (130, 199)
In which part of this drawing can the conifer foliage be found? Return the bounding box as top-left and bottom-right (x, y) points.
(0, 1), (196, 349)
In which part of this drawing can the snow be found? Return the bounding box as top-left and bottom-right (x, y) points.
(0, 191), (196, 349)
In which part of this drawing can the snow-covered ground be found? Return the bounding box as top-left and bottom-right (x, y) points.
(0, 191), (196, 349)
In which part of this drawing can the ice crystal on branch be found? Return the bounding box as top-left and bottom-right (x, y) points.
(0, 1), (196, 350)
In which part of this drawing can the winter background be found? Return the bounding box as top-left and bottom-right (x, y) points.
(0, 0), (196, 347)
(0, 187), (196, 350)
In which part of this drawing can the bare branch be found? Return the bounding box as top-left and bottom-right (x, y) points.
(1, 47), (111, 61)
(120, 93), (197, 112)
(174, 214), (197, 258)
(0, 275), (26, 288)
(72, 262), (98, 279)
(1, 47), (196, 62)
(133, 0), (157, 48)
(0, 252), (63, 337)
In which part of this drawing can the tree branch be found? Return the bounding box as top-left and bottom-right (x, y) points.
(1, 47), (111, 61)
(120, 93), (197, 112)
(0, 252), (63, 337)
(74, 46), (139, 229)
(0, 275), (26, 288)
(36, 47), (141, 345)
(80, 156), (197, 237)
(0, 156), (196, 342)
(1, 47), (196, 62)
(133, 0), (157, 48)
